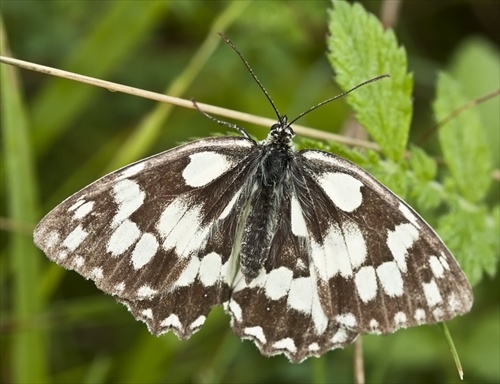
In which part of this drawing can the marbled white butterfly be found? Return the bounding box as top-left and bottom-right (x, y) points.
(34, 36), (473, 363)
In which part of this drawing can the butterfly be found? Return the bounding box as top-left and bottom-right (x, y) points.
(33, 35), (473, 363)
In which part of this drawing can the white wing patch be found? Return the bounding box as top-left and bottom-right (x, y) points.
(317, 172), (363, 212)
(244, 326), (267, 344)
(68, 199), (86, 212)
(264, 267), (294, 300)
(355, 266), (378, 302)
(119, 162), (146, 179)
(107, 219), (140, 256)
(422, 279), (443, 307)
(398, 202), (420, 228)
(198, 252), (223, 287)
(290, 195), (308, 236)
(63, 225), (88, 251)
(336, 313), (357, 328)
(219, 188), (242, 220)
(394, 312), (407, 326)
(157, 199), (209, 256)
(376, 261), (404, 297)
(111, 179), (145, 227)
(190, 316), (206, 330)
(414, 308), (426, 323)
(273, 338), (296, 353)
(429, 255), (445, 278)
(131, 233), (159, 270)
(387, 223), (419, 273)
(137, 285), (157, 298)
(182, 151), (233, 187)
(161, 314), (182, 329)
(73, 201), (94, 219)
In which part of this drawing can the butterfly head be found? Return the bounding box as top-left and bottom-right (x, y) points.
(264, 115), (295, 149)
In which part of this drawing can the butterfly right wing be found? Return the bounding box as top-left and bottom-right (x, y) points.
(224, 148), (473, 363)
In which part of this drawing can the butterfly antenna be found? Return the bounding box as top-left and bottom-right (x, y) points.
(219, 33), (283, 122)
(288, 74), (390, 126)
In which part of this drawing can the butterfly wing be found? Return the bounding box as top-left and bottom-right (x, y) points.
(226, 149), (473, 363)
(34, 136), (258, 338)
(35, 134), (473, 362)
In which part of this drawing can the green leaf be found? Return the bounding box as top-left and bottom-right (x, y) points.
(434, 72), (492, 203)
(297, 138), (372, 167)
(409, 179), (444, 213)
(327, 1), (413, 161)
(437, 204), (499, 285)
(406, 146), (443, 211)
(449, 37), (500, 168)
(369, 159), (409, 198)
(409, 145), (437, 181)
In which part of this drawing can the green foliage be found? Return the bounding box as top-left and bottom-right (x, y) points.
(327, 1), (413, 161)
(434, 72), (492, 203)
(409, 145), (438, 182)
(1, 22), (48, 383)
(449, 37), (500, 168)
(438, 203), (499, 285)
(430, 72), (498, 285)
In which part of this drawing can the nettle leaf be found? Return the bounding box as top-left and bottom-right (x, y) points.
(437, 204), (499, 286)
(449, 37), (500, 168)
(411, 180), (444, 214)
(409, 146), (438, 182)
(368, 159), (409, 199)
(298, 138), (373, 167)
(434, 72), (492, 204)
(406, 146), (443, 211)
(327, 1), (413, 161)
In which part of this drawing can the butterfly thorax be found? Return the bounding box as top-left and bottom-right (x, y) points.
(239, 119), (296, 283)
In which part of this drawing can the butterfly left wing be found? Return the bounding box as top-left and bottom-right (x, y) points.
(226, 149), (473, 363)
(34, 136), (259, 338)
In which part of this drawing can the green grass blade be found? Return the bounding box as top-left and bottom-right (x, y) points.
(0, 20), (48, 384)
(439, 323), (464, 380)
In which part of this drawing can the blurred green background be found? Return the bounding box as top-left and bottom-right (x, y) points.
(1, 1), (499, 383)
